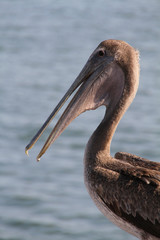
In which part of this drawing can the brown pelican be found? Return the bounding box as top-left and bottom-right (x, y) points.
(25, 40), (160, 240)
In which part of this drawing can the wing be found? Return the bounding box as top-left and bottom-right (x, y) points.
(93, 164), (160, 238)
(115, 151), (160, 171)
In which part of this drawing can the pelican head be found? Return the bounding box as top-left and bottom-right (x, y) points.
(25, 40), (139, 161)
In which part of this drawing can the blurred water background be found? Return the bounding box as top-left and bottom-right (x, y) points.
(0, 0), (160, 239)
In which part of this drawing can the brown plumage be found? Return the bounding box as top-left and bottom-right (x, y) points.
(26, 40), (160, 240)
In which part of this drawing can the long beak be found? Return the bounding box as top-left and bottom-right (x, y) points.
(25, 54), (113, 161)
(25, 60), (92, 156)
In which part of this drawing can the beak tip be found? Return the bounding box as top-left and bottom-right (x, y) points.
(25, 147), (29, 156)
(37, 154), (41, 162)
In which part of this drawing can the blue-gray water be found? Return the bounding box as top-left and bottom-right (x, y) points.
(0, 0), (160, 239)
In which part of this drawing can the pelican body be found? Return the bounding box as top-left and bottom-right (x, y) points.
(26, 40), (160, 240)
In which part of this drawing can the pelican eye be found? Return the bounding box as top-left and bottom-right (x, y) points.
(98, 50), (105, 57)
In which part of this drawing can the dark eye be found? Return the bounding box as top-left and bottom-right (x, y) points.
(98, 50), (105, 57)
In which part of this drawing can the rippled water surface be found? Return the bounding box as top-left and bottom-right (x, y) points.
(0, 0), (160, 239)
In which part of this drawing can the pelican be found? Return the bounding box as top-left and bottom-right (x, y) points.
(25, 40), (160, 240)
